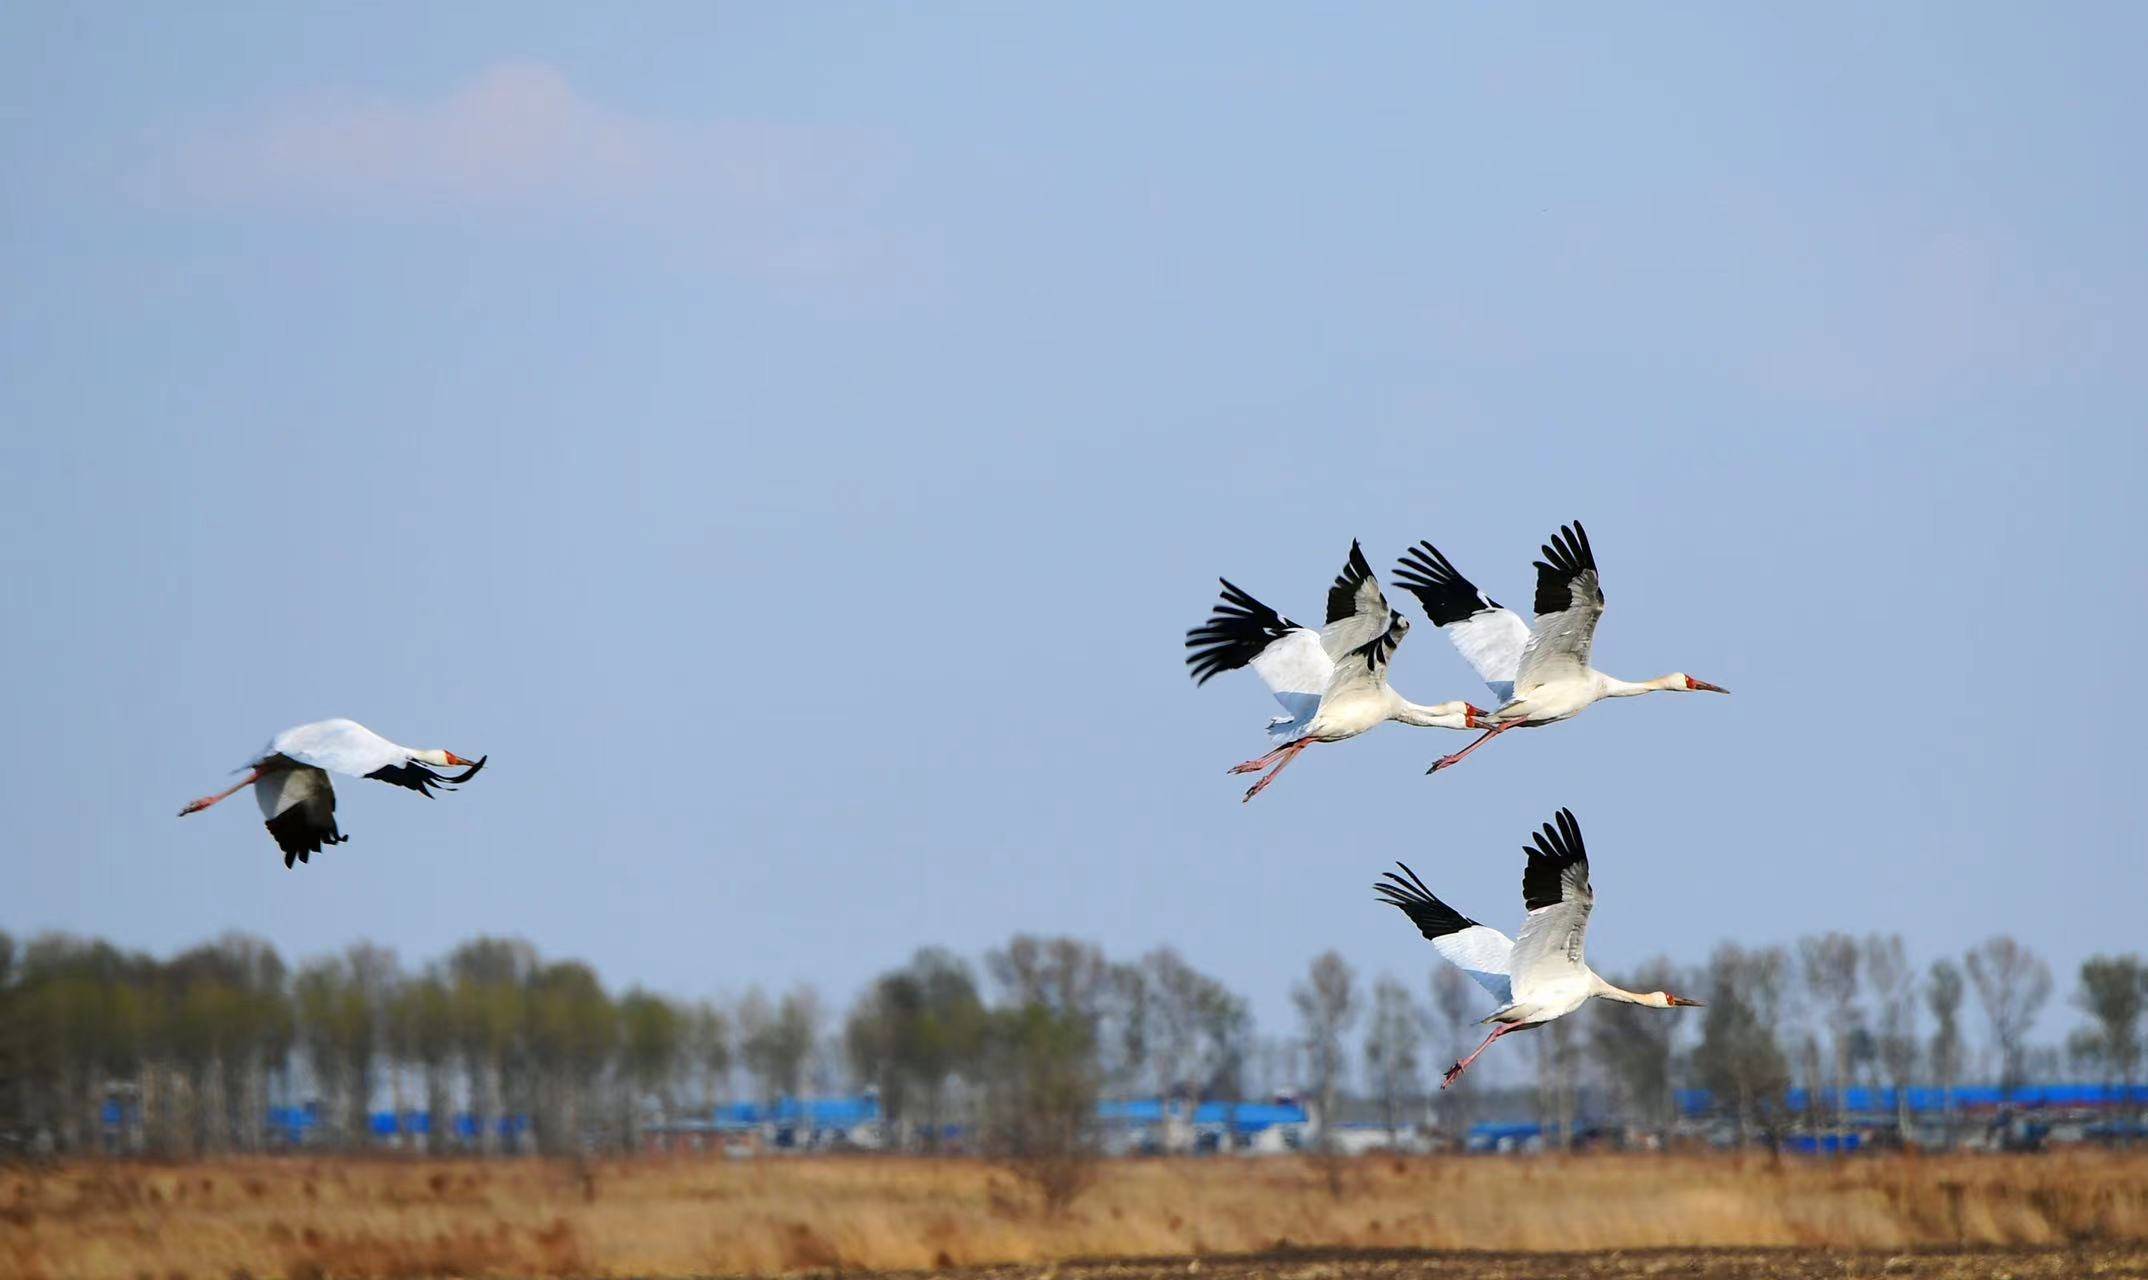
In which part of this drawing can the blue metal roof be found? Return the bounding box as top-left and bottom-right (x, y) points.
(1095, 1100), (1309, 1132)
(712, 1096), (882, 1128)
(1195, 1101), (1307, 1131)
(1675, 1083), (2148, 1116)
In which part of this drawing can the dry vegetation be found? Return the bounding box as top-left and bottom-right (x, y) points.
(4, 1152), (2148, 1280)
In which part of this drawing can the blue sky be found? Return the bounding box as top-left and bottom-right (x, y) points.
(2, 4), (2142, 1057)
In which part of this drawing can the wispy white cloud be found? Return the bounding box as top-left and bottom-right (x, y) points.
(140, 63), (910, 282)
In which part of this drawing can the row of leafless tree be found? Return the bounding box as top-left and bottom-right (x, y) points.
(1, 927), (2140, 1163)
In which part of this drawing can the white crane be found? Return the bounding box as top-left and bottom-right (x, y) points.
(1186, 541), (1484, 802)
(1374, 807), (1703, 1088)
(177, 718), (487, 868)
(1390, 520), (1727, 775)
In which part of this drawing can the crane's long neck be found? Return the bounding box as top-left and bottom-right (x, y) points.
(1391, 696), (1475, 729)
(1600, 673), (1684, 699)
(1589, 973), (1667, 1007)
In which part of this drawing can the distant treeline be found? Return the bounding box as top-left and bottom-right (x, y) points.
(0, 928), (2141, 1160)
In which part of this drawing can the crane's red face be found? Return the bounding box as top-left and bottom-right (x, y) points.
(1683, 676), (1729, 694)
(1665, 994), (1705, 1007)
(443, 752), (478, 767)
(1465, 704), (1487, 729)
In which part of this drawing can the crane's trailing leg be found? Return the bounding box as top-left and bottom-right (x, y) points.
(1228, 742), (1296, 775)
(177, 768), (264, 817)
(1240, 740), (1312, 803)
(1427, 722), (1520, 775)
(1441, 1024), (1517, 1088)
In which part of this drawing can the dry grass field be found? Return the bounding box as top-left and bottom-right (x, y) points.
(4, 1152), (2146, 1280)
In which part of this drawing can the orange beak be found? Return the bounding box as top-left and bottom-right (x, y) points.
(1668, 995), (1705, 1007)
(1686, 678), (1729, 694)
(1466, 704), (1486, 729)
(444, 752), (477, 767)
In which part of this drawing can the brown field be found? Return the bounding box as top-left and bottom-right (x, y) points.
(4, 1152), (2147, 1280)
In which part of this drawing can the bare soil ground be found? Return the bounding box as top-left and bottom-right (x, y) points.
(924, 1243), (2148, 1280)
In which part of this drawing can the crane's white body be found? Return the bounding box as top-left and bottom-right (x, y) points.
(1187, 543), (1482, 800)
(1375, 809), (1699, 1087)
(1390, 525), (1725, 773)
(261, 718), (436, 779)
(1253, 626), (1475, 744)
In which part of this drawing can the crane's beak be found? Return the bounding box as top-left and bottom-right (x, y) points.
(1465, 704), (1486, 729)
(1686, 678), (1729, 694)
(441, 754), (488, 783)
(1667, 995), (1705, 1007)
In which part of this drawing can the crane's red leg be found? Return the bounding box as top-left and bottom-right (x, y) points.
(1441, 1023), (1516, 1089)
(1427, 722), (1521, 775)
(1241, 740), (1312, 803)
(178, 768), (263, 817)
(1228, 741), (1296, 775)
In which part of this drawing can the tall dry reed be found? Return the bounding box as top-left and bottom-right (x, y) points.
(3, 1151), (2145, 1279)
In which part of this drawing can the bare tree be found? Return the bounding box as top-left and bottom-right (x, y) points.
(739, 986), (820, 1105)
(1140, 948), (1209, 1098)
(684, 1001), (731, 1117)
(293, 944), (400, 1150)
(2075, 954), (2145, 1140)
(393, 969), (456, 1153)
(1293, 950), (1358, 1184)
(616, 989), (682, 1150)
(1797, 933), (1861, 1134)
(1926, 959), (1966, 1148)
(844, 950), (985, 1150)
(524, 960), (617, 1153)
(986, 935), (1112, 1021)
(1692, 944), (1790, 1146)
(446, 936), (536, 1155)
(1362, 976), (1423, 1144)
(1193, 984), (1251, 1135)
(1965, 936), (2052, 1092)
(981, 1000), (1100, 1214)
(1862, 934), (1919, 1141)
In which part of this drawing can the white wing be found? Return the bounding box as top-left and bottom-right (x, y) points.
(254, 764), (348, 868)
(1504, 809), (1596, 1001)
(267, 718), (410, 778)
(1375, 864), (1514, 1005)
(1393, 541), (1529, 702)
(1187, 580), (1335, 740)
(254, 764), (332, 821)
(1513, 522), (1606, 697)
(1250, 628), (1332, 738)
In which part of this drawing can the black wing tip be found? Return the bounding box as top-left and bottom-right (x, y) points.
(1526, 807), (1585, 862)
(1326, 540), (1382, 624)
(1392, 539), (1500, 625)
(1374, 861), (1479, 937)
(1186, 579), (1300, 684)
(1532, 521), (1600, 614)
(1395, 540), (1455, 579)
(1539, 521), (1596, 574)
(1331, 538), (1373, 586)
(1521, 808), (1587, 910)
(366, 758), (482, 797)
(265, 809), (346, 868)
